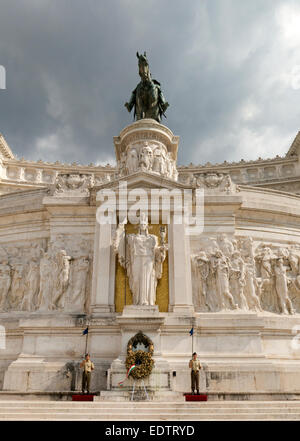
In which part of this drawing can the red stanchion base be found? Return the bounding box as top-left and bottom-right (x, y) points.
(185, 394), (208, 402)
(72, 394), (94, 401)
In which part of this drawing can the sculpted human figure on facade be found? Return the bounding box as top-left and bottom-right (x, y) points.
(38, 250), (55, 311)
(274, 257), (294, 315)
(125, 147), (139, 174)
(288, 247), (300, 276)
(259, 247), (274, 280)
(117, 141), (177, 180)
(218, 234), (235, 257)
(23, 257), (40, 311)
(211, 250), (238, 310)
(166, 152), (178, 180)
(191, 252), (210, 310)
(9, 261), (25, 310)
(152, 146), (167, 176)
(139, 143), (153, 171)
(0, 258), (11, 311)
(243, 257), (262, 312)
(256, 246), (278, 312)
(219, 174), (239, 193)
(114, 214), (167, 306)
(192, 235), (263, 313)
(51, 249), (71, 310)
(67, 256), (89, 312)
(229, 251), (248, 310)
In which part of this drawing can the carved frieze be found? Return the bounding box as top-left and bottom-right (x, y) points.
(0, 236), (92, 314)
(192, 235), (300, 315)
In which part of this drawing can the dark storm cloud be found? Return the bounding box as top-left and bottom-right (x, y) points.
(0, 0), (300, 166)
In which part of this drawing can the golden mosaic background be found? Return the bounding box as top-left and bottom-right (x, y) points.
(115, 223), (169, 313)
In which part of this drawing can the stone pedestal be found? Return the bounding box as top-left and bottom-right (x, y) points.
(114, 119), (179, 180)
(100, 306), (180, 401)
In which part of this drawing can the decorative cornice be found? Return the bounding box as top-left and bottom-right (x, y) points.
(178, 154), (295, 171)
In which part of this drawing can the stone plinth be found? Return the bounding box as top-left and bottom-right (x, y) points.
(114, 119), (179, 180)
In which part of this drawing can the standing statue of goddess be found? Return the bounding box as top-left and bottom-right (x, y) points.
(113, 214), (167, 306)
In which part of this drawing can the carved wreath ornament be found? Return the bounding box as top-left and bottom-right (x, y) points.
(125, 331), (155, 380)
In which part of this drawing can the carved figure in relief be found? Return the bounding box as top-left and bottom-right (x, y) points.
(117, 151), (127, 176)
(139, 143), (153, 171)
(9, 261), (25, 310)
(243, 257), (262, 312)
(212, 250), (238, 310)
(218, 234), (235, 258)
(118, 141), (177, 180)
(0, 258), (11, 311)
(221, 174), (237, 193)
(192, 252), (210, 310)
(68, 256), (89, 311)
(288, 247), (300, 276)
(152, 147), (167, 175)
(23, 257), (40, 311)
(114, 214), (167, 306)
(259, 247), (274, 279)
(274, 257), (294, 314)
(166, 152), (177, 180)
(38, 250), (55, 311)
(51, 250), (71, 310)
(192, 235), (300, 314)
(229, 251), (248, 310)
(125, 147), (139, 174)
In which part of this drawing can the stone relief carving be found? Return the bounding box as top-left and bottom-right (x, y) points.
(0, 237), (92, 314)
(54, 173), (94, 196)
(194, 173), (239, 193)
(192, 235), (300, 314)
(0, 247), (11, 311)
(113, 215), (167, 306)
(66, 254), (90, 313)
(117, 141), (178, 180)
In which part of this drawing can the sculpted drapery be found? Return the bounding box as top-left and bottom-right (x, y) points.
(114, 215), (167, 307)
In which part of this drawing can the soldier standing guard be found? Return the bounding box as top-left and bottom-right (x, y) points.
(189, 352), (201, 395)
(80, 353), (94, 394)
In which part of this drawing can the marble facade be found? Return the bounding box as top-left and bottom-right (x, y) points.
(2, 120), (300, 396)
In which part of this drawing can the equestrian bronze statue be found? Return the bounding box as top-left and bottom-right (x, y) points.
(125, 52), (169, 123)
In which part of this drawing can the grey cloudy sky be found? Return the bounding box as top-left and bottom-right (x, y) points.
(0, 0), (300, 166)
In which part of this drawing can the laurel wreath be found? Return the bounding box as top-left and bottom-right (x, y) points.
(125, 331), (155, 380)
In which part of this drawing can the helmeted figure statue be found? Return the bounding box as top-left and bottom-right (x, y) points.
(113, 214), (167, 306)
(125, 52), (169, 123)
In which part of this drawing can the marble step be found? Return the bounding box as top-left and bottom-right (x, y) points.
(1, 412), (300, 420)
(1, 401), (300, 420)
(2, 400), (300, 408)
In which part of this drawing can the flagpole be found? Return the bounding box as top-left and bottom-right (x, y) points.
(192, 330), (194, 356)
(84, 327), (89, 355)
(191, 317), (195, 356)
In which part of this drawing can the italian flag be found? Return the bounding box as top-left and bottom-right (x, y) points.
(118, 364), (136, 387)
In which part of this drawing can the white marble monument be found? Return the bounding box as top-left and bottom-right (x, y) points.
(2, 120), (300, 398)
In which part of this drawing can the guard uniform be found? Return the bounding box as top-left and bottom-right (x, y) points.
(190, 359), (201, 394)
(81, 359), (94, 393)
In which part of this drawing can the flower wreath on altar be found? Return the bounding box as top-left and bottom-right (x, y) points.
(125, 331), (155, 380)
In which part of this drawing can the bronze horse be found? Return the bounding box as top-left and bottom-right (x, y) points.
(125, 52), (169, 123)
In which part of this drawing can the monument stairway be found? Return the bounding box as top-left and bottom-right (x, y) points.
(1, 400), (300, 420)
